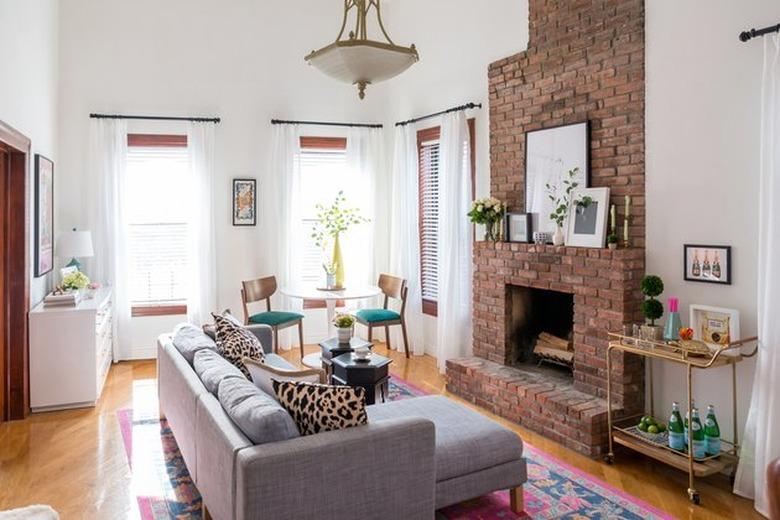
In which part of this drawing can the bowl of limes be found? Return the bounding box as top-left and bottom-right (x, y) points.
(633, 415), (667, 445)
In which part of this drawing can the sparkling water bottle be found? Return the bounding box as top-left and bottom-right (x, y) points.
(704, 404), (721, 456)
(667, 402), (685, 451)
(690, 408), (707, 459)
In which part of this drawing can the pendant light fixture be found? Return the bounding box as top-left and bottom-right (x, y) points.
(305, 0), (419, 100)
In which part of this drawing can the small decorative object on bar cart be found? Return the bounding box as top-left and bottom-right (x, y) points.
(639, 274), (664, 341)
(333, 313), (356, 344)
(468, 197), (506, 242)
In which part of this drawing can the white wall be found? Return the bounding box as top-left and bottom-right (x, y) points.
(0, 0), (59, 308)
(646, 0), (780, 441)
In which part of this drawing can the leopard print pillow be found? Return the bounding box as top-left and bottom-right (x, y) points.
(272, 381), (368, 436)
(213, 313), (264, 378)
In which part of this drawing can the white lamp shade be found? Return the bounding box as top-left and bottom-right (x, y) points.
(57, 230), (94, 259)
(306, 41), (418, 85)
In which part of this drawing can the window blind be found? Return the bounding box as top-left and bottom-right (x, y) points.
(126, 146), (190, 305)
(418, 138), (440, 306)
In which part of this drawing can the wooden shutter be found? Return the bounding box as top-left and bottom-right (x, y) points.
(418, 126), (441, 317)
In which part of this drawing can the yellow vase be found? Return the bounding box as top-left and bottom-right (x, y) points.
(332, 233), (345, 289)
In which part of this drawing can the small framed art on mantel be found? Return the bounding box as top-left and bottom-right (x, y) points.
(232, 178), (257, 226)
(505, 213), (532, 243)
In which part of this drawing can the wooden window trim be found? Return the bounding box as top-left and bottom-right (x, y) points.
(300, 136), (347, 309)
(131, 304), (188, 318)
(127, 134), (188, 148)
(417, 118), (476, 317)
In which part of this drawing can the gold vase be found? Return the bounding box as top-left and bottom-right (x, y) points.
(332, 233), (345, 288)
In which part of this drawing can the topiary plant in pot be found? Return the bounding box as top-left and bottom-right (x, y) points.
(640, 275), (664, 341)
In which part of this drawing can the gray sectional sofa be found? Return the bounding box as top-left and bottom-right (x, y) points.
(157, 324), (527, 520)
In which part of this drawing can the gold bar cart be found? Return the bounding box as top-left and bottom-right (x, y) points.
(604, 332), (759, 505)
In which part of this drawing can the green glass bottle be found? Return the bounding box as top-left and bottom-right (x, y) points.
(667, 402), (685, 451)
(704, 404), (721, 456)
(690, 408), (707, 459)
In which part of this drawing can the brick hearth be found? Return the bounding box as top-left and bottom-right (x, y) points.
(445, 0), (647, 457)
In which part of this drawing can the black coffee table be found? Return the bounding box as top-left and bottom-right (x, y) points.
(330, 352), (392, 405)
(319, 337), (373, 377)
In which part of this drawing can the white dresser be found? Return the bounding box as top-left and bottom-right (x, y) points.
(29, 287), (113, 412)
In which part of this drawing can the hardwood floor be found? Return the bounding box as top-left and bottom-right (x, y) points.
(0, 343), (761, 519)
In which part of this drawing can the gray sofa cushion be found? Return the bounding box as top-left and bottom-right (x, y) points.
(172, 323), (218, 364)
(367, 395), (524, 482)
(193, 349), (246, 395)
(217, 377), (300, 445)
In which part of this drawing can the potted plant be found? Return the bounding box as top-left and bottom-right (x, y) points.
(640, 274), (664, 341)
(468, 197), (506, 242)
(545, 168), (588, 246)
(607, 234), (619, 250)
(333, 313), (356, 344)
(62, 270), (90, 294)
(312, 192), (369, 289)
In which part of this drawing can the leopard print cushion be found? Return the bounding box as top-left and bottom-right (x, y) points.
(272, 381), (368, 436)
(213, 313), (264, 378)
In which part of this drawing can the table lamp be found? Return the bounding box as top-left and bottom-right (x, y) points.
(57, 228), (94, 271)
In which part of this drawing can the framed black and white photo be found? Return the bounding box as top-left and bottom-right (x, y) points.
(684, 245), (731, 285)
(232, 178), (257, 226)
(505, 213), (532, 243)
(565, 187), (610, 248)
(525, 121), (590, 235)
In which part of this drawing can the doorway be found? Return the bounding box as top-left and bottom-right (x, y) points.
(0, 119), (31, 422)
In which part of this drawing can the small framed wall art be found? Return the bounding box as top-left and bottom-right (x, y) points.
(34, 154), (54, 277)
(232, 178), (257, 226)
(505, 213), (532, 243)
(565, 187), (610, 248)
(683, 244), (731, 285)
(689, 304), (740, 355)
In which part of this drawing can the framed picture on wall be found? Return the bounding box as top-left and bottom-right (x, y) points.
(564, 187), (610, 248)
(34, 154), (54, 277)
(524, 121), (590, 236)
(505, 213), (532, 243)
(683, 244), (731, 285)
(232, 178), (257, 226)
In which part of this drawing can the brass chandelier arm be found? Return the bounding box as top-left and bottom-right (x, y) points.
(370, 0), (396, 46)
(336, 0), (352, 41)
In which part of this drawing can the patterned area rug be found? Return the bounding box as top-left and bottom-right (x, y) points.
(118, 377), (673, 520)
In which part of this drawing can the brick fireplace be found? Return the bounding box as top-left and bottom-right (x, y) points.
(446, 0), (647, 457)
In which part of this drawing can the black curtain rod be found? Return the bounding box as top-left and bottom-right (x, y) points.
(90, 113), (221, 123)
(739, 23), (780, 42)
(395, 102), (483, 127)
(271, 119), (383, 129)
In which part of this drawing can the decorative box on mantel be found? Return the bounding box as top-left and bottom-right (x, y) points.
(447, 242), (646, 456)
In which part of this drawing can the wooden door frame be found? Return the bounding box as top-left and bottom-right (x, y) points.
(0, 119), (31, 421)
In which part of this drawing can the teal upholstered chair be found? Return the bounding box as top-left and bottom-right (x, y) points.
(241, 276), (304, 358)
(355, 274), (410, 358)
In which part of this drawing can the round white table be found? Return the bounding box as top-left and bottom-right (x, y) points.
(280, 285), (382, 337)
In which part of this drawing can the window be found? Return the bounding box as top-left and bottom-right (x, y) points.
(298, 137), (348, 309)
(417, 120), (475, 317)
(126, 134), (189, 317)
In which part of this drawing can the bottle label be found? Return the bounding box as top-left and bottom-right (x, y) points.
(668, 431), (685, 451)
(693, 439), (707, 459)
(706, 436), (721, 456)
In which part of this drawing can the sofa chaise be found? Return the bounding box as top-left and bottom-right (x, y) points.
(157, 324), (527, 519)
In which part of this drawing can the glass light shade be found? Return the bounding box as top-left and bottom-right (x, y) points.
(306, 41), (418, 94)
(57, 230), (94, 259)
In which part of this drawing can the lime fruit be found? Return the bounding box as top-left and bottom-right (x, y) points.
(647, 425), (659, 434)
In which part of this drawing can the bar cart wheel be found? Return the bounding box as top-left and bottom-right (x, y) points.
(688, 488), (700, 505)
(603, 453), (614, 465)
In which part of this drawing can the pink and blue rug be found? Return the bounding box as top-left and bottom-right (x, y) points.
(118, 378), (673, 519)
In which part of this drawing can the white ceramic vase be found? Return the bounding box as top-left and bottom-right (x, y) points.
(336, 327), (353, 344)
(552, 226), (565, 246)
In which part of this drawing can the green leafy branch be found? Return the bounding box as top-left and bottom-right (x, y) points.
(311, 191), (369, 249)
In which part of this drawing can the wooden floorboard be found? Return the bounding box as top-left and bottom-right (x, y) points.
(0, 344), (761, 519)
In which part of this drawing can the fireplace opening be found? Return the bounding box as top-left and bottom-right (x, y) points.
(508, 285), (574, 374)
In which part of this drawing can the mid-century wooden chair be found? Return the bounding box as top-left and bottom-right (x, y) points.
(355, 274), (410, 358)
(241, 276), (304, 358)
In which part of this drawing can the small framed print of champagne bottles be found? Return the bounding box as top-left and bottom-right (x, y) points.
(683, 245), (732, 285)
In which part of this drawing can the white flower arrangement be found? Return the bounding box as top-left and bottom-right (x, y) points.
(468, 197), (506, 225)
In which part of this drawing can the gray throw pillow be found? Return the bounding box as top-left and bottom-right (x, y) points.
(172, 323), (218, 365)
(193, 349), (246, 394)
(218, 377), (300, 444)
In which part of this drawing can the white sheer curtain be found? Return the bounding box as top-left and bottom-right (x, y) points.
(186, 122), (217, 325)
(89, 118), (130, 360)
(436, 112), (473, 372)
(388, 125), (425, 355)
(734, 34), (780, 517)
(263, 124), (303, 350)
(344, 127), (384, 293)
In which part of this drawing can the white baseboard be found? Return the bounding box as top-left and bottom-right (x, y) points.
(121, 346), (158, 361)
